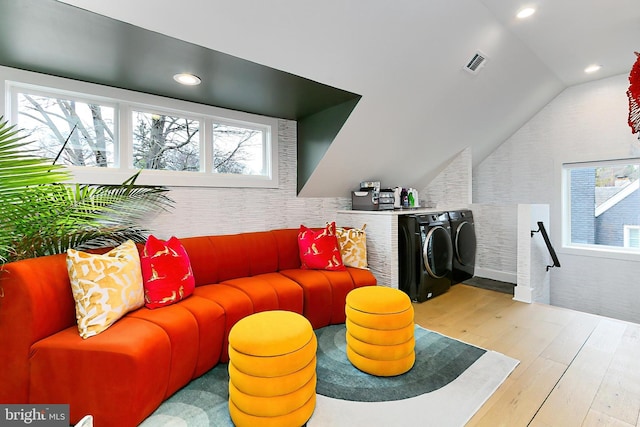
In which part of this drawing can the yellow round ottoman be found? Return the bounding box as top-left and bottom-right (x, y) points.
(345, 286), (415, 376)
(228, 310), (317, 427)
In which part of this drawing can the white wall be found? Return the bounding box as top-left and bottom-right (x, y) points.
(473, 74), (640, 323)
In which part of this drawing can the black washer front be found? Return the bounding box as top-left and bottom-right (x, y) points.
(455, 221), (476, 266)
(398, 213), (452, 302)
(449, 210), (476, 284)
(423, 225), (453, 278)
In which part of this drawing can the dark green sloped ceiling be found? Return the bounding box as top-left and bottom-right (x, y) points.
(0, 0), (360, 193)
(297, 98), (361, 192)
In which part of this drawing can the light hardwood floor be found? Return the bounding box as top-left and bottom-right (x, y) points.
(412, 284), (640, 427)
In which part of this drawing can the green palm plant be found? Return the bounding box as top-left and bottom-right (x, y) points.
(0, 116), (173, 263)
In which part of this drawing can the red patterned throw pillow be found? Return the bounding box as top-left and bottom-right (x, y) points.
(298, 222), (346, 271)
(141, 235), (195, 309)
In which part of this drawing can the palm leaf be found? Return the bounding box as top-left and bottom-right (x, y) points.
(0, 116), (70, 193)
(0, 118), (173, 263)
(9, 226), (151, 261)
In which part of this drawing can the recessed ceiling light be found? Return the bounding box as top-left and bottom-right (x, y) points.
(173, 73), (201, 86)
(516, 7), (536, 19)
(584, 64), (602, 74)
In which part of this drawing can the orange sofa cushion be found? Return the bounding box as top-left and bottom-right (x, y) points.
(0, 254), (76, 404)
(193, 284), (254, 362)
(174, 295), (226, 377)
(279, 269), (334, 329)
(128, 304), (200, 398)
(29, 317), (171, 427)
(271, 228), (303, 270)
(178, 236), (219, 286)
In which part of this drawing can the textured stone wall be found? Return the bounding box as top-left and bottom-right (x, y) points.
(469, 203), (518, 283)
(421, 147), (472, 210)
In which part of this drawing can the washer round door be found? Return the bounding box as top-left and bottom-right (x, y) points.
(423, 225), (453, 278)
(454, 221), (477, 266)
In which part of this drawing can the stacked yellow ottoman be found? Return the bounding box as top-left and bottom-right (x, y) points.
(345, 286), (415, 376)
(227, 310), (317, 427)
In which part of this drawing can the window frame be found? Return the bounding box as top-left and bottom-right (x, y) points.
(2, 67), (278, 188)
(624, 225), (640, 249)
(561, 158), (640, 260)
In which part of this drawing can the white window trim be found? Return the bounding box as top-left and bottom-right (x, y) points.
(1, 65), (279, 189)
(561, 158), (640, 261)
(624, 225), (640, 248)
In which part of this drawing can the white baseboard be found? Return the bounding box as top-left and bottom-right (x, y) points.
(474, 267), (517, 284)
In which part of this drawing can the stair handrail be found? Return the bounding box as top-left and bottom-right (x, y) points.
(531, 221), (561, 271)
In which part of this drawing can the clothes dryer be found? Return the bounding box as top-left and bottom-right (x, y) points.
(448, 210), (477, 284)
(398, 213), (453, 302)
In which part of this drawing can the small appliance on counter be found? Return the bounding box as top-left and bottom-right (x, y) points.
(352, 181), (395, 211)
(351, 189), (378, 210)
(351, 181), (380, 211)
(377, 189), (395, 210)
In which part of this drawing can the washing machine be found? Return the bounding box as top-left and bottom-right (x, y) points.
(398, 213), (453, 302)
(448, 210), (477, 284)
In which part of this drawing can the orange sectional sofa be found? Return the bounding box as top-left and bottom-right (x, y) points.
(0, 228), (376, 426)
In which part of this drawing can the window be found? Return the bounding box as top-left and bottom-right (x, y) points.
(5, 70), (277, 188)
(563, 159), (640, 254)
(213, 122), (266, 176)
(132, 110), (201, 172)
(15, 91), (117, 168)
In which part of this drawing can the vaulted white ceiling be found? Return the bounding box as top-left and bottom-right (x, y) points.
(58, 0), (640, 197)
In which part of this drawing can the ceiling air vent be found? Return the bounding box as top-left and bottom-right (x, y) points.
(464, 50), (488, 74)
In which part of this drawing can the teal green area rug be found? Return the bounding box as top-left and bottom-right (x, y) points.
(140, 324), (518, 427)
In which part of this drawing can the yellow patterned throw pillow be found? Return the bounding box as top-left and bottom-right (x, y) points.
(335, 224), (368, 269)
(66, 240), (145, 339)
